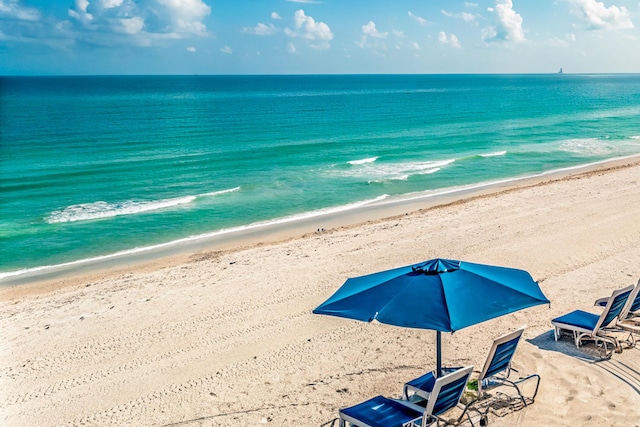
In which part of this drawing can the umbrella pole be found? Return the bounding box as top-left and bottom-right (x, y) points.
(436, 331), (442, 377)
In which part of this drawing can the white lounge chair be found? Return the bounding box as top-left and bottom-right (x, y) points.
(339, 366), (473, 427)
(551, 285), (634, 357)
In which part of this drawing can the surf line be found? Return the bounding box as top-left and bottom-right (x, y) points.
(0, 194), (388, 282)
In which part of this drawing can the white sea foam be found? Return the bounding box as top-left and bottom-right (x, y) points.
(331, 158), (455, 181)
(0, 194), (389, 281)
(199, 186), (241, 197)
(46, 187), (241, 224)
(373, 153), (640, 209)
(480, 150), (507, 158)
(631, 136), (640, 140)
(47, 197), (196, 223)
(348, 157), (379, 165)
(558, 138), (614, 155)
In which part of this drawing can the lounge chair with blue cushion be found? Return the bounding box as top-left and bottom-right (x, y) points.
(594, 279), (640, 346)
(339, 366), (473, 427)
(404, 327), (539, 412)
(595, 279), (640, 325)
(473, 327), (540, 405)
(551, 285), (634, 357)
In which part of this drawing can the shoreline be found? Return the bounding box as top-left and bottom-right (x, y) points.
(2, 153), (640, 299)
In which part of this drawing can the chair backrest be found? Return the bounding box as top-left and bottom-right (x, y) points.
(478, 327), (524, 385)
(596, 285), (634, 331)
(622, 279), (640, 316)
(425, 365), (473, 417)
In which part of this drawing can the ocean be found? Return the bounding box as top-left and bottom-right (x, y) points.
(1, 74), (640, 281)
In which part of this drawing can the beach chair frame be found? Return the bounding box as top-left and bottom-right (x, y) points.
(474, 327), (540, 406)
(552, 285), (634, 358)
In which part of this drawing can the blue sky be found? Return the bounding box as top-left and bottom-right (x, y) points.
(1, 0), (639, 75)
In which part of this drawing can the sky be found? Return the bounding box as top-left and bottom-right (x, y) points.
(1, 0), (639, 75)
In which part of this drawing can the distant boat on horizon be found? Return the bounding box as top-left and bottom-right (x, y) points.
(558, 67), (563, 74)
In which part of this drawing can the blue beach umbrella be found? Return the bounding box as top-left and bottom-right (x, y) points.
(313, 258), (549, 377)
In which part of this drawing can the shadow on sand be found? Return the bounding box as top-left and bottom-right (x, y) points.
(528, 329), (640, 395)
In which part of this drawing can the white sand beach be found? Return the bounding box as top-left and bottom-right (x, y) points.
(1, 159), (640, 426)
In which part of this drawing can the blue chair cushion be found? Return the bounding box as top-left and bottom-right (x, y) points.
(485, 337), (520, 379)
(405, 371), (436, 393)
(340, 395), (422, 427)
(552, 310), (599, 331)
(632, 296), (640, 313)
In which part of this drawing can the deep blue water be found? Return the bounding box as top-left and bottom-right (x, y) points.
(2, 74), (640, 278)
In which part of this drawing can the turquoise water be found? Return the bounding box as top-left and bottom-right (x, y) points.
(2, 74), (640, 278)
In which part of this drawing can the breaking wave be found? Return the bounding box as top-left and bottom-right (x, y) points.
(480, 150), (507, 157)
(348, 156), (379, 165)
(330, 158), (455, 182)
(46, 187), (241, 224)
(558, 138), (615, 156)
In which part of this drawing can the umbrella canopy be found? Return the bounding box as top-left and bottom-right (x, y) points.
(313, 258), (549, 376)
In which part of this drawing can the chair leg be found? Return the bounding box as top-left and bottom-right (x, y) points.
(612, 327), (637, 349)
(457, 400), (490, 427)
(626, 331), (636, 348)
(577, 332), (615, 359)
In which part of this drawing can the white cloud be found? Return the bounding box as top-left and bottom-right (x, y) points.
(98, 0), (124, 9)
(271, 12), (281, 20)
(482, 26), (497, 41)
(408, 11), (427, 26)
(68, 0), (93, 25)
(465, 2), (479, 7)
(547, 33), (577, 47)
(65, 0), (212, 37)
(114, 16), (145, 34)
(441, 10), (477, 24)
(0, 0), (41, 21)
(220, 45), (232, 54)
(569, 0), (634, 30)
(483, 0), (525, 42)
(293, 9), (332, 40)
(411, 41), (420, 49)
(155, 0), (210, 35)
(438, 31), (462, 48)
(62, 0), (214, 48)
(393, 29), (405, 38)
(186, 46), (196, 52)
(287, 41), (297, 53)
(286, 9), (333, 50)
(356, 21), (389, 51)
(450, 34), (461, 48)
(243, 22), (277, 36)
(362, 21), (387, 38)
